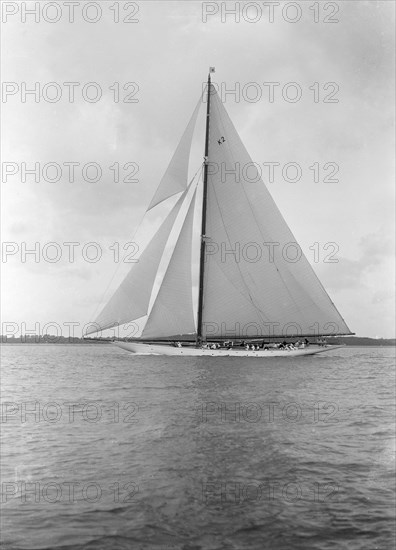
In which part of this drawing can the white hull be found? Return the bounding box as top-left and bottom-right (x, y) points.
(113, 341), (345, 357)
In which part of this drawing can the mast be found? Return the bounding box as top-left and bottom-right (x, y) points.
(196, 70), (212, 345)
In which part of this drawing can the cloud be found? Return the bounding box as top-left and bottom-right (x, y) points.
(319, 230), (394, 291)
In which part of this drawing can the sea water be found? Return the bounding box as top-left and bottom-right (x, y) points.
(1, 344), (395, 550)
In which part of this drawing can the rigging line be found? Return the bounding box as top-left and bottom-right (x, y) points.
(212, 92), (309, 325)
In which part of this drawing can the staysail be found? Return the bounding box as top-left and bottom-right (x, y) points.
(142, 187), (198, 338)
(86, 189), (189, 335)
(201, 86), (352, 338)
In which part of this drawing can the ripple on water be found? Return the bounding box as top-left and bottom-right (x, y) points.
(1, 344), (395, 550)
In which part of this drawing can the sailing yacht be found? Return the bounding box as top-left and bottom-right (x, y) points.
(86, 69), (352, 357)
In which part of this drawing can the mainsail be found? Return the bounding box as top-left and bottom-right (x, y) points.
(201, 86), (351, 338)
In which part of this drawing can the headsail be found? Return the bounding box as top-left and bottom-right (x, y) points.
(142, 187), (198, 338)
(86, 190), (188, 335)
(147, 96), (202, 210)
(201, 87), (352, 338)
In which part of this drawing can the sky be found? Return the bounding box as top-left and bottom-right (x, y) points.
(1, 0), (395, 338)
